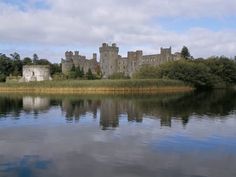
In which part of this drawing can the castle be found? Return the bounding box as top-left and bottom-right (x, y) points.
(62, 43), (182, 78)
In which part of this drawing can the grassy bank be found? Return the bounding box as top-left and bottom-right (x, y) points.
(0, 79), (193, 94)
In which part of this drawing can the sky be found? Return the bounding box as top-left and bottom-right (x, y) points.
(0, 0), (236, 62)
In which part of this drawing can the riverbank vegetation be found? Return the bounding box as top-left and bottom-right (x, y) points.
(1, 49), (236, 90)
(0, 79), (192, 94)
(0, 53), (61, 82)
(133, 56), (236, 89)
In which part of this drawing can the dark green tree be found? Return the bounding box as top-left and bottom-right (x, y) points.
(68, 64), (77, 79)
(34, 59), (51, 65)
(181, 46), (191, 60)
(33, 53), (39, 64)
(86, 68), (94, 80)
(10, 52), (22, 76)
(81, 67), (84, 78)
(75, 66), (82, 78)
(50, 63), (61, 75)
(0, 54), (12, 77)
(22, 57), (33, 65)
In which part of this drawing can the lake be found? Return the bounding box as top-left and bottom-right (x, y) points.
(0, 90), (236, 177)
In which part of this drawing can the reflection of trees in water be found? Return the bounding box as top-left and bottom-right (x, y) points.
(0, 96), (51, 119)
(0, 96), (23, 118)
(0, 90), (235, 128)
(135, 90), (236, 126)
(61, 90), (236, 128)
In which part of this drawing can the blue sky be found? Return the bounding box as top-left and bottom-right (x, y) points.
(0, 0), (236, 62)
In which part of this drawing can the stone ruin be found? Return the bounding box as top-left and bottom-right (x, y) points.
(19, 65), (52, 82)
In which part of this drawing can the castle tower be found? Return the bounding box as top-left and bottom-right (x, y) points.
(99, 43), (119, 78)
(160, 47), (173, 62)
(160, 47), (172, 56)
(62, 51), (74, 75)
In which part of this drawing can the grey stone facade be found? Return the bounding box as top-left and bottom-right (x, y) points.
(19, 65), (52, 82)
(62, 43), (181, 78)
(99, 43), (181, 78)
(61, 51), (99, 75)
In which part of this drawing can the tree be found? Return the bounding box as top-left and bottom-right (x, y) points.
(22, 57), (33, 65)
(10, 52), (20, 60)
(0, 54), (12, 77)
(33, 53), (39, 64)
(68, 64), (77, 79)
(86, 68), (94, 80)
(34, 59), (51, 65)
(181, 46), (191, 60)
(75, 66), (82, 78)
(50, 63), (61, 75)
(81, 67), (84, 78)
(10, 52), (22, 76)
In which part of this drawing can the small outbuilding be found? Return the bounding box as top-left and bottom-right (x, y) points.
(19, 65), (52, 82)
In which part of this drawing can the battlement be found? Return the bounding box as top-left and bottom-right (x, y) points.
(65, 51), (74, 60)
(160, 47), (172, 55)
(65, 51), (97, 61)
(99, 43), (119, 53)
(127, 50), (143, 60)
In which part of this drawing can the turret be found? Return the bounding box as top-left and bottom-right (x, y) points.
(160, 47), (172, 56)
(99, 43), (119, 78)
(136, 50), (143, 59)
(74, 51), (79, 56)
(93, 53), (97, 60)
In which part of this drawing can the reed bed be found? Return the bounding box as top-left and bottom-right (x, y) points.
(0, 79), (193, 94)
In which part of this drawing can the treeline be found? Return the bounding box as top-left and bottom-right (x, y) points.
(0, 53), (61, 82)
(133, 56), (236, 89)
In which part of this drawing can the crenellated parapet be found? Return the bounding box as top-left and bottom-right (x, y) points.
(160, 47), (172, 56)
(99, 43), (119, 53)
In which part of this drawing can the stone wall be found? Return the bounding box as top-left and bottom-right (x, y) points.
(99, 43), (181, 78)
(19, 65), (52, 82)
(62, 51), (99, 75)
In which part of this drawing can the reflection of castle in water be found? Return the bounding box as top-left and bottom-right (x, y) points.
(61, 98), (144, 130)
(61, 99), (99, 121)
(23, 97), (50, 112)
(0, 90), (235, 129)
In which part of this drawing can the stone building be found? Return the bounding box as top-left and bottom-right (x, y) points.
(99, 43), (181, 78)
(61, 51), (99, 75)
(19, 65), (52, 82)
(61, 43), (181, 78)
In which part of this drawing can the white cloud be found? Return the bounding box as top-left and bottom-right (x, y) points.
(0, 0), (236, 61)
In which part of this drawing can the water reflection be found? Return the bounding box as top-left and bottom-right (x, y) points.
(0, 91), (235, 177)
(0, 90), (236, 129)
(0, 155), (51, 177)
(23, 97), (50, 112)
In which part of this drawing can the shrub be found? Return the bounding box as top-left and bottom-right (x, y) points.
(108, 72), (130, 79)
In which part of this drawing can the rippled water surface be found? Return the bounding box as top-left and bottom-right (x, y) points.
(0, 90), (236, 177)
